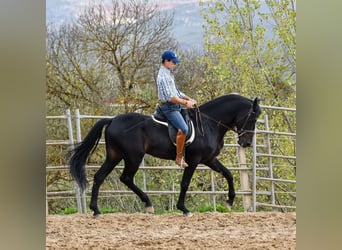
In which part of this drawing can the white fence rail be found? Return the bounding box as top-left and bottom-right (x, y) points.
(46, 106), (296, 214)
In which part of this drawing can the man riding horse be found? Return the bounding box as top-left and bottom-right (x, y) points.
(68, 50), (262, 216)
(156, 50), (197, 168)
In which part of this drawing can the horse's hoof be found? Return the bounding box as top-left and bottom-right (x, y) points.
(145, 206), (154, 214)
(93, 211), (101, 217)
(183, 212), (193, 217)
(225, 202), (232, 211)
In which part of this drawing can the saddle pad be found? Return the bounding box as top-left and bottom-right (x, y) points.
(152, 107), (195, 146)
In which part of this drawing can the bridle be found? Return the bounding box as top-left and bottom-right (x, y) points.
(235, 107), (255, 136)
(193, 105), (256, 137)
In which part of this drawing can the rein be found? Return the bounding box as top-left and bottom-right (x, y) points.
(194, 106), (205, 136)
(193, 105), (255, 137)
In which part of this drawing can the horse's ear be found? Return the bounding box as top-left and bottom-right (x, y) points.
(253, 97), (259, 112)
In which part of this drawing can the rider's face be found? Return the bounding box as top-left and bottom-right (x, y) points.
(164, 60), (177, 70)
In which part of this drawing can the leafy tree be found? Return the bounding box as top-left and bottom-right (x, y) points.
(199, 0), (296, 210)
(173, 49), (208, 103)
(199, 0), (296, 107)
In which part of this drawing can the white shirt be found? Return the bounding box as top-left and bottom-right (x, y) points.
(157, 65), (185, 102)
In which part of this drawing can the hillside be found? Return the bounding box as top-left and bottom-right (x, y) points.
(46, 0), (204, 50)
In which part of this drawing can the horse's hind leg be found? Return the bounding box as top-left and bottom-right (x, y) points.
(120, 158), (154, 213)
(90, 155), (121, 216)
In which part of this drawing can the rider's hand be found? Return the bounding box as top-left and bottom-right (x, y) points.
(185, 100), (196, 108)
(191, 99), (197, 105)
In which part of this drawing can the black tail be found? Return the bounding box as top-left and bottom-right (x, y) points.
(68, 118), (112, 192)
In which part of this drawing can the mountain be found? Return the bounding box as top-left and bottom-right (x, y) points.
(168, 2), (204, 50)
(46, 0), (204, 50)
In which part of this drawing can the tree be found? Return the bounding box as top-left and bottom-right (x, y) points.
(173, 49), (209, 102)
(199, 0), (296, 211)
(199, 0), (296, 107)
(76, 0), (176, 113)
(46, 22), (107, 115)
(46, 0), (177, 114)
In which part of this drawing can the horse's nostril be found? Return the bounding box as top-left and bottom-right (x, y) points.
(240, 141), (252, 148)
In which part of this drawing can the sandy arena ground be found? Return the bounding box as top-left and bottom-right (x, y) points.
(46, 212), (296, 249)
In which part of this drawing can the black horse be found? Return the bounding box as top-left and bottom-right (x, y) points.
(69, 94), (261, 216)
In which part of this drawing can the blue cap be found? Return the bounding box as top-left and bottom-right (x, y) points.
(162, 50), (181, 63)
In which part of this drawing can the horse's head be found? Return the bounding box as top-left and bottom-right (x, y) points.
(235, 97), (262, 147)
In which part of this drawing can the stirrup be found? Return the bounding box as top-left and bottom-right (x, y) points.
(176, 157), (188, 168)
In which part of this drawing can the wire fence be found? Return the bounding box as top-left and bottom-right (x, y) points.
(46, 105), (296, 214)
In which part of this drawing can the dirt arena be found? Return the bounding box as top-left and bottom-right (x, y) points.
(46, 212), (296, 249)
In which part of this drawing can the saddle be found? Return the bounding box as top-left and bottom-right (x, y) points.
(152, 105), (195, 146)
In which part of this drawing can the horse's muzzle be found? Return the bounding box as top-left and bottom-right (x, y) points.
(238, 139), (252, 148)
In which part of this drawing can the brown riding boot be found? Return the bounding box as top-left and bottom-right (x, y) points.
(175, 130), (189, 168)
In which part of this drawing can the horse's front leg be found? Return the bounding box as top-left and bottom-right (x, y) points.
(205, 158), (235, 210)
(176, 165), (196, 216)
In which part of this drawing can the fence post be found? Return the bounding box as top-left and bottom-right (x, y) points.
(142, 157), (146, 191)
(237, 145), (252, 212)
(172, 179), (175, 210)
(75, 109), (87, 213)
(264, 114), (276, 210)
(252, 128), (257, 212)
(46, 177), (48, 215)
(66, 109), (83, 213)
(210, 170), (216, 211)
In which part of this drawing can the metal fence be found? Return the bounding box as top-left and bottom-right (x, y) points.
(46, 106), (296, 214)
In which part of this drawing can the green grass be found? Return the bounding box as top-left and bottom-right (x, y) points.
(54, 204), (246, 215)
(198, 204), (229, 213)
(57, 207), (78, 215)
(99, 206), (116, 214)
(198, 203), (245, 213)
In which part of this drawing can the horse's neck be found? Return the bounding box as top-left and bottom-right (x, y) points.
(200, 95), (250, 123)
(201, 104), (235, 126)
(196, 108), (234, 141)
(199, 97), (250, 137)
(198, 95), (252, 139)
